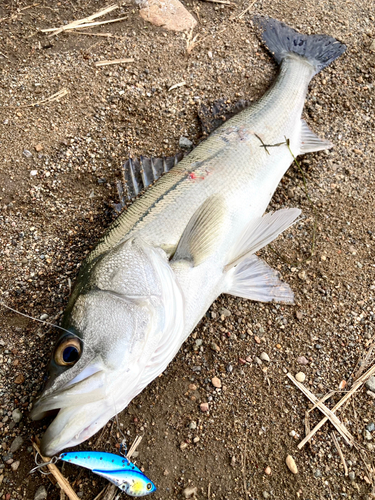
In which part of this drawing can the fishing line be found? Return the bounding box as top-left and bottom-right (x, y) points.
(0, 301), (86, 346)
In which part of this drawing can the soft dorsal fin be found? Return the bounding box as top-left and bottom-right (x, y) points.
(173, 195), (226, 266)
(121, 153), (183, 201)
(300, 119), (333, 154)
(225, 208), (301, 270)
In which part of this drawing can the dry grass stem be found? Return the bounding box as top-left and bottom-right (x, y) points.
(31, 441), (80, 500)
(298, 362), (375, 449)
(95, 58), (134, 67)
(307, 390), (336, 414)
(102, 484), (118, 500)
(234, 0), (256, 20)
(332, 432), (348, 476)
(43, 3), (119, 37)
(201, 0), (231, 4)
(287, 373), (355, 446)
(15, 88), (69, 108)
(41, 16), (127, 33)
(126, 435), (142, 459)
(168, 81), (186, 91)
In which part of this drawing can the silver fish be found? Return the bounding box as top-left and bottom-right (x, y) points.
(31, 17), (345, 456)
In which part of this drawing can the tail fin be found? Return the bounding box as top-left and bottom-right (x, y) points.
(253, 16), (346, 75)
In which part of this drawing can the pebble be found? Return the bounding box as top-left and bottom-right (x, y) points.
(200, 402), (209, 412)
(286, 455), (298, 474)
(34, 486), (47, 500)
(260, 352), (270, 362)
(189, 421), (197, 430)
(211, 376), (221, 388)
(10, 461), (20, 471)
(183, 486), (197, 498)
(264, 466), (271, 475)
(366, 422), (375, 432)
(254, 356), (262, 365)
(211, 342), (220, 352)
(363, 429), (372, 441)
(348, 471), (355, 481)
(12, 409), (23, 423)
(370, 39), (375, 52)
(314, 469), (322, 478)
(297, 356), (308, 365)
(295, 372), (306, 383)
(14, 374), (25, 384)
(295, 310), (303, 320)
(219, 307), (231, 317)
(365, 375), (375, 393)
(180, 442), (188, 450)
(34, 143), (43, 152)
(263, 492), (270, 499)
(30, 170), (38, 176)
(179, 136), (193, 150)
(193, 436), (200, 443)
(10, 436), (24, 453)
(366, 443), (374, 452)
(23, 149), (32, 158)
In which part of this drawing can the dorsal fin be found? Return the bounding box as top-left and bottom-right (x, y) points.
(121, 153), (183, 201)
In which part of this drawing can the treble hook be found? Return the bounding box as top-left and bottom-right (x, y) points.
(29, 451), (58, 475)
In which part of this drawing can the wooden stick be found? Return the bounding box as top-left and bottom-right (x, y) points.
(95, 58), (134, 67)
(31, 441), (80, 500)
(287, 373), (355, 447)
(332, 432), (348, 476)
(41, 16), (127, 32)
(307, 390), (336, 414)
(126, 435), (142, 459)
(168, 81), (186, 91)
(45, 4), (119, 37)
(298, 362), (375, 449)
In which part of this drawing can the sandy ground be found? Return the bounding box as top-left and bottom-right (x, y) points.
(0, 0), (374, 499)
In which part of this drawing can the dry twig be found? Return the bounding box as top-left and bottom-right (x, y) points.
(41, 16), (127, 32)
(332, 432), (348, 476)
(287, 373), (355, 447)
(168, 81), (186, 91)
(32, 441), (80, 500)
(95, 58), (134, 67)
(201, 0), (231, 4)
(126, 435), (142, 459)
(43, 4), (119, 37)
(298, 362), (375, 449)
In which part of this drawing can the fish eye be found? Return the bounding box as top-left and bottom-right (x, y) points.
(54, 337), (82, 366)
(147, 483), (152, 490)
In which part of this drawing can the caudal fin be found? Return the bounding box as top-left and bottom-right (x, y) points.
(253, 16), (346, 75)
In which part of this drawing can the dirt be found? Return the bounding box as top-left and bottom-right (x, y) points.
(0, 1), (374, 499)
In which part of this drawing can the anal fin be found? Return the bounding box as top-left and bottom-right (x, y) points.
(300, 119), (333, 154)
(226, 255), (294, 304)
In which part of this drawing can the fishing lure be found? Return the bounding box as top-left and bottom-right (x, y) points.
(32, 451), (156, 497)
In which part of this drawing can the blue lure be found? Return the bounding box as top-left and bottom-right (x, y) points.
(59, 451), (156, 497)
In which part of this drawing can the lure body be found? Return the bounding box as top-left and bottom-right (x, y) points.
(59, 451), (156, 497)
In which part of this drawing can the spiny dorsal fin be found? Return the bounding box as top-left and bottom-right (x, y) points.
(121, 153), (183, 201)
(173, 195), (226, 267)
(300, 119), (333, 154)
(225, 208), (301, 270)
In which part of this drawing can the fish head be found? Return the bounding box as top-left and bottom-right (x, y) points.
(30, 238), (185, 456)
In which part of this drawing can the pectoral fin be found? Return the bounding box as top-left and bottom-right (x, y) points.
(173, 195), (226, 266)
(300, 120), (333, 153)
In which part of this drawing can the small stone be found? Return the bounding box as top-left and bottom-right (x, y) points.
(212, 376), (221, 388)
(314, 469), (322, 478)
(163, 469), (169, 476)
(297, 356), (308, 365)
(263, 493), (270, 499)
(295, 310), (303, 320)
(264, 466), (271, 475)
(0, 475), (3, 485)
(193, 436), (200, 443)
(254, 335), (261, 344)
(30, 170), (38, 176)
(34, 143), (43, 152)
(34, 485), (47, 500)
(286, 455), (298, 474)
(183, 486), (197, 498)
(365, 376), (375, 393)
(226, 364), (233, 373)
(23, 149), (32, 158)
(348, 471), (355, 481)
(189, 421), (197, 430)
(10, 436), (24, 453)
(179, 136), (193, 150)
(366, 443), (375, 452)
(211, 342), (220, 352)
(370, 40), (375, 52)
(364, 429), (372, 441)
(200, 402), (209, 412)
(12, 409), (23, 423)
(289, 430), (296, 437)
(260, 352), (270, 362)
(295, 372), (306, 383)
(254, 356), (262, 365)
(180, 442), (188, 450)
(207, 50), (213, 59)
(366, 422), (375, 432)
(11, 461), (20, 471)
(189, 384), (197, 391)
(14, 374), (25, 384)
(139, 0), (197, 32)
(219, 307), (231, 317)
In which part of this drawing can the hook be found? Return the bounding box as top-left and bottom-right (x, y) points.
(29, 451), (58, 475)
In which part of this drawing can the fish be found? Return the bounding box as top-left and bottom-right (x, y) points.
(30, 16), (346, 456)
(59, 451), (156, 496)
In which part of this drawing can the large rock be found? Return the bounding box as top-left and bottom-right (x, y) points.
(139, 0), (197, 32)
